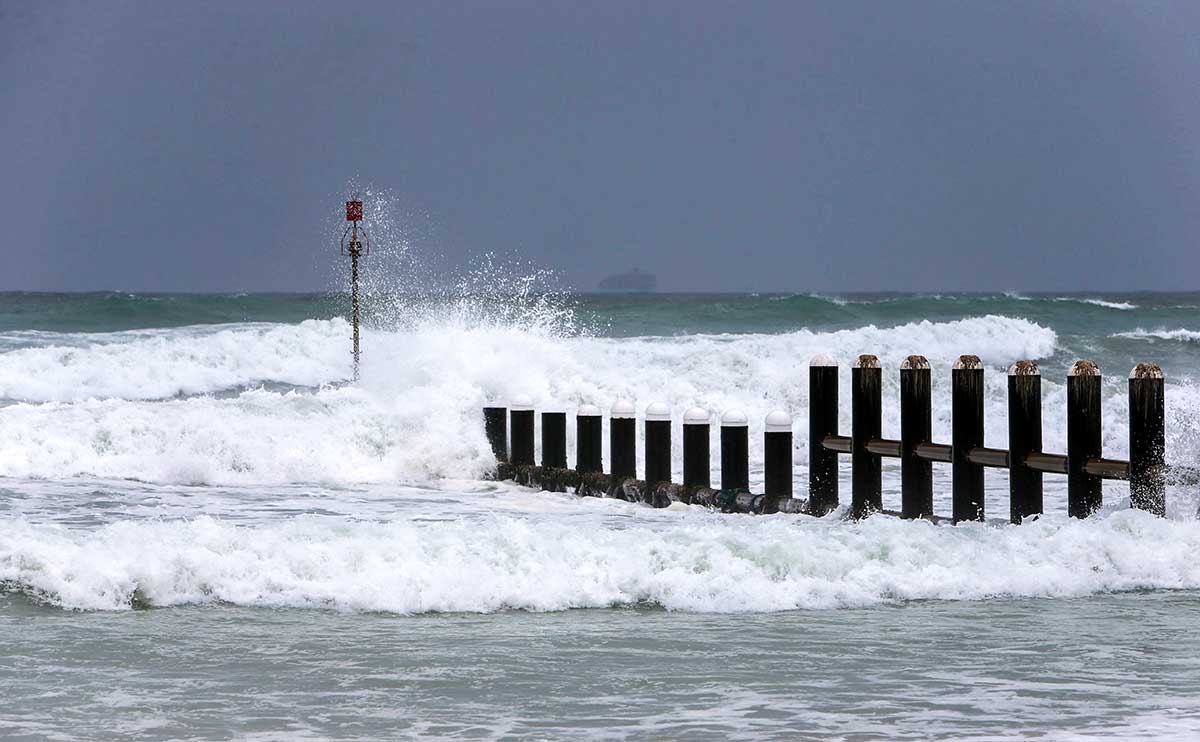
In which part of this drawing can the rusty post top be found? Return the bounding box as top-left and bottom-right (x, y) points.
(809, 353), (837, 367)
(900, 354), (930, 370)
(854, 354), (880, 369)
(953, 354), (983, 370)
(1130, 362), (1164, 380)
(1068, 359), (1101, 377)
(1008, 360), (1040, 376)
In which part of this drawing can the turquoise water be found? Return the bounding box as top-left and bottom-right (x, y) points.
(1, 291), (1198, 739)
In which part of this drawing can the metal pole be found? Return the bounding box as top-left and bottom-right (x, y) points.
(350, 226), (361, 381)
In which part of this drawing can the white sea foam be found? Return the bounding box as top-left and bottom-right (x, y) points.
(2, 509), (1198, 612)
(0, 315), (1062, 484)
(1115, 328), (1200, 343)
(1055, 297), (1138, 310)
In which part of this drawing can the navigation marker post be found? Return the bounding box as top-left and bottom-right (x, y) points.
(340, 197), (370, 380)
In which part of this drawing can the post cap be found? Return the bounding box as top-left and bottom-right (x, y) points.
(721, 409), (749, 426)
(510, 394), (533, 410)
(1068, 359), (1100, 377)
(645, 401), (671, 421)
(809, 353), (837, 367)
(764, 410), (793, 432)
(854, 354), (880, 369)
(953, 355), (983, 370)
(683, 406), (709, 424)
(1008, 360), (1040, 376)
(577, 403), (601, 416)
(1129, 362), (1163, 380)
(900, 355), (930, 370)
(611, 399), (636, 418)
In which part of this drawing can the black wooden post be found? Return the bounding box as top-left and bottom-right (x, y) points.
(852, 354), (882, 517)
(899, 355), (932, 519)
(576, 404), (602, 474)
(1007, 360), (1043, 523)
(483, 406), (507, 462)
(510, 395), (535, 467)
(808, 355), (839, 515)
(764, 410), (793, 499)
(1129, 362), (1165, 516)
(720, 409), (749, 491)
(610, 400), (637, 481)
(1067, 360), (1103, 518)
(951, 355), (985, 522)
(683, 407), (711, 488)
(541, 411), (567, 469)
(644, 402), (672, 489)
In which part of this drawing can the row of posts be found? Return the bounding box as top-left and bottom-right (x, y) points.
(484, 400), (796, 496)
(484, 354), (1167, 522)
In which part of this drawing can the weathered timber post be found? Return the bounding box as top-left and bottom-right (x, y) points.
(484, 406), (508, 462)
(721, 409), (749, 491)
(1007, 360), (1043, 523)
(809, 355), (839, 515)
(683, 407), (711, 488)
(1128, 362), (1166, 516)
(645, 402), (672, 489)
(764, 410), (794, 500)
(541, 411), (567, 469)
(899, 355), (933, 519)
(510, 395), (535, 467)
(851, 354), (882, 517)
(1067, 360), (1103, 518)
(576, 404), (603, 474)
(952, 355), (985, 522)
(610, 400), (637, 481)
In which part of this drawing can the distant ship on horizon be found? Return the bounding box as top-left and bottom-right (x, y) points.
(597, 268), (657, 292)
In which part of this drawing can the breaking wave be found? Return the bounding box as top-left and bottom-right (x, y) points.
(2, 508), (1198, 612)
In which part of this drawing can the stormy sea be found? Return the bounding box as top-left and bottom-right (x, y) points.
(2, 290), (1200, 740)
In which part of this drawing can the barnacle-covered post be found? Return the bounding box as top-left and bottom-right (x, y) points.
(541, 411), (567, 469)
(952, 355), (985, 522)
(510, 395), (535, 467)
(576, 404), (603, 474)
(764, 410), (794, 500)
(610, 400), (637, 481)
(1067, 360), (1103, 518)
(1007, 360), (1043, 522)
(851, 354), (882, 517)
(644, 402), (672, 490)
(683, 407), (711, 488)
(720, 409), (749, 491)
(484, 406), (508, 462)
(899, 355), (933, 519)
(808, 355), (839, 515)
(1128, 362), (1165, 516)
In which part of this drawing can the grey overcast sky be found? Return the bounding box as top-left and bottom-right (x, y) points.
(1, 1), (1198, 293)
